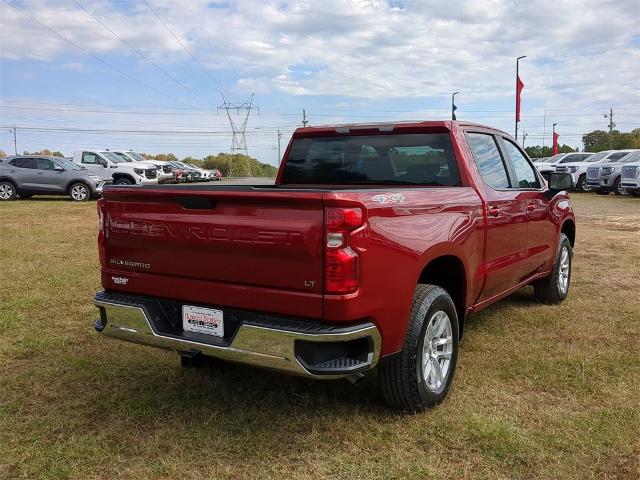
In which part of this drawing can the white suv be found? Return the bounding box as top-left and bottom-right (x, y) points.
(556, 150), (638, 192)
(535, 152), (594, 181)
(621, 158), (640, 197)
(72, 149), (159, 186)
(111, 150), (175, 184)
(587, 151), (640, 195)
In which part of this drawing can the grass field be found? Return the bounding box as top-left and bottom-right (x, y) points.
(0, 193), (639, 480)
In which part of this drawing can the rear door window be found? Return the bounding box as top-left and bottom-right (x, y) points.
(466, 133), (511, 189)
(82, 152), (101, 165)
(502, 139), (541, 189)
(9, 158), (37, 169)
(281, 133), (461, 186)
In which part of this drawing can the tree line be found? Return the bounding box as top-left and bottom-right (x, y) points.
(140, 152), (278, 177)
(524, 128), (639, 159)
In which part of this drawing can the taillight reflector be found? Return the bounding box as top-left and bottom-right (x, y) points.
(325, 247), (359, 294)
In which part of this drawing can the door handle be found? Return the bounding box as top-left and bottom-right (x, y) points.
(488, 206), (502, 217)
(526, 204), (536, 212)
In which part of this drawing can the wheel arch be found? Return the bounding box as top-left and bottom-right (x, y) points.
(560, 218), (576, 247)
(417, 253), (467, 339)
(111, 172), (135, 183)
(66, 179), (91, 192)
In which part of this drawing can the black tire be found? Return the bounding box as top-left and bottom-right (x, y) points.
(534, 233), (572, 304)
(68, 182), (90, 201)
(379, 284), (459, 412)
(596, 189), (609, 195)
(0, 180), (17, 201)
(612, 177), (624, 196)
(114, 177), (134, 185)
(575, 174), (588, 192)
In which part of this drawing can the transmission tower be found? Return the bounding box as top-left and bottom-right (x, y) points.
(217, 93), (258, 177)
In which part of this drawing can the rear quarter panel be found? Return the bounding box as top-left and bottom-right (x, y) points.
(323, 188), (484, 355)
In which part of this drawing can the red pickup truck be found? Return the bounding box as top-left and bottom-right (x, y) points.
(93, 121), (575, 411)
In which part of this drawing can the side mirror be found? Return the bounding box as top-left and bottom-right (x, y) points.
(545, 172), (573, 199)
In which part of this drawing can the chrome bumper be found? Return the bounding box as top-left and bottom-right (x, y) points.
(94, 294), (381, 379)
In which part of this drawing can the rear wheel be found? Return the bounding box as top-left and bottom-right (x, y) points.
(575, 174), (588, 192)
(379, 284), (459, 412)
(0, 181), (17, 201)
(69, 182), (90, 201)
(534, 233), (572, 304)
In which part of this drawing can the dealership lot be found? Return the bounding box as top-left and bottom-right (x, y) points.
(0, 193), (638, 480)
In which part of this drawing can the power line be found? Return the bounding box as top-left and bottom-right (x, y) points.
(142, 0), (231, 96)
(2, 0), (191, 108)
(72, 0), (213, 107)
(180, 0), (241, 80)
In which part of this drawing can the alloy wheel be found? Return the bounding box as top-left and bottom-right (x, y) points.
(422, 310), (453, 393)
(0, 183), (14, 200)
(557, 246), (570, 294)
(71, 184), (88, 201)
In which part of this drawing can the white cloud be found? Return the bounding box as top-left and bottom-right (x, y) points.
(1, 0), (638, 156)
(2, 0), (638, 106)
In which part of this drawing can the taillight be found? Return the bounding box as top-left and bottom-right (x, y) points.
(97, 199), (107, 267)
(325, 207), (363, 294)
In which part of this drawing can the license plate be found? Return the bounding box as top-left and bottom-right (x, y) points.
(182, 305), (224, 337)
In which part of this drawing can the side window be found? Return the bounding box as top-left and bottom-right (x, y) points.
(563, 154), (578, 163)
(82, 152), (100, 165)
(9, 158), (37, 169)
(36, 158), (55, 170)
(467, 133), (510, 189)
(607, 152), (627, 161)
(503, 139), (541, 189)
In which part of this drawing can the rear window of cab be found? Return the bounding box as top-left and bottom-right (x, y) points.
(281, 133), (461, 186)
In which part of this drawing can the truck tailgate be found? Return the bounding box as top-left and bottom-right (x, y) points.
(101, 187), (325, 317)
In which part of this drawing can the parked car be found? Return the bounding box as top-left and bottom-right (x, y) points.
(0, 155), (111, 201)
(535, 152), (593, 181)
(586, 151), (640, 195)
(72, 149), (158, 186)
(110, 150), (175, 184)
(620, 158), (640, 197)
(556, 149), (638, 192)
(92, 120), (575, 411)
(169, 161), (199, 182)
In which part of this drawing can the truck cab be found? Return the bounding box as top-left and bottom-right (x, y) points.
(72, 149), (159, 186)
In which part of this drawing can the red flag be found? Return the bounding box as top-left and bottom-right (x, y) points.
(552, 132), (560, 155)
(516, 75), (524, 122)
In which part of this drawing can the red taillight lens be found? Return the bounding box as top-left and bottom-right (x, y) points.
(97, 199), (107, 267)
(326, 247), (359, 294)
(325, 207), (363, 230)
(325, 207), (363, 294)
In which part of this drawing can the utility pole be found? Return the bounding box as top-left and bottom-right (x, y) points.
(604, 108), (615, 149)
(217, 93), (258, 177)
(522, 132), (528, 149)
(302, 109), (308, 127)
(451, 91), (459, 120)
(515, 55), (526, 141)
(277, 129), (282, 166)
(8, 126), (17, 155)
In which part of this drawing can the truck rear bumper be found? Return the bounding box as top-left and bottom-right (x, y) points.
(94, 291), (381, 379)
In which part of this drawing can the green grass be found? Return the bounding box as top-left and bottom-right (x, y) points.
(0, 193), (639, 480)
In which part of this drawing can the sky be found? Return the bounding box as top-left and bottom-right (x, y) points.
(1, 0), (639, 165)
